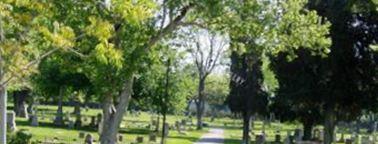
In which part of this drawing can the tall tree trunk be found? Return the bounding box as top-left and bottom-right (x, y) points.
(196, 78), (205, 130)
(13, 90), (29, 118)
(242, 111), (251, 144)
(160, 110), (167, 144)
(0, 13), (6, 144)
(74, 101), (81, 128)
(303, 121), (314, 140)
(54, 87), (64, 126)
(161, 59), (170, 144)
(0, 85), (7, 144)
(324, 105), (336, 144)
(100, 77), (133, 144)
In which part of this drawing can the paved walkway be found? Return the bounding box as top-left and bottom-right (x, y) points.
(194, 128), (224, 144)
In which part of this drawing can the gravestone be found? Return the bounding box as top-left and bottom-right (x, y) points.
(149, 133), (157, 142)
(255, 134), (265, 144)
(84, 134), (93, 144)
(118, 134), (123, 142)
(41, 112), (45, 120)
(68, 120), (74, 129)
(175, 121), (182, 133)
(275, 133), (281, 143)
(30, 114), (39, 126)
(345, 138), (353, 144)
(6, 111), (16, 132)
(136, 136), (144, 143)
(319, 130), (324, 141)
(90, 116), (96, 127)
(79, 132), (85, 138)
(312, 129), (320, 140)
(284, 131), (293, 144)
(360, 135), (373, 144)
(294, 129), (303, 142)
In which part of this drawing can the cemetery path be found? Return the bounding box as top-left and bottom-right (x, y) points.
(194, 128), (224, 144)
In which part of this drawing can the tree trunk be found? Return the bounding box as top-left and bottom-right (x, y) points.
(242, 111), (251, 144)
(13, 90), (29, 118)
(303, 121), (314, 140)
(324, 106), (336, 144)
(54, 87), (64, 126)
(0, 85), (7, 144)
(160, 111), (167, 144)
(161, 59), (170, 144)
(196, 78), (205, 130)
(74, 102), (81, 128)
(99, 77), (133, 144)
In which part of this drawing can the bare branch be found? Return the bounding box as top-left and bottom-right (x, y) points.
(145, 3), (194, 51)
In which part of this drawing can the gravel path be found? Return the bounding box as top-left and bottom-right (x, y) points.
(194, 128), (224, 144)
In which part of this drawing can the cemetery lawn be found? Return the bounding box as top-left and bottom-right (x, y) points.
(9, 104), (209, 144)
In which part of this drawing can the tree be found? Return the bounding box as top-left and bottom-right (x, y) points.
(0, 1), (77, 143)
(32, 52), (91, 126)
(224, 0), (331, 143)
(307, 1), (378, 143)
(182, 28), (227, 130)
(270, 49), (325, 140)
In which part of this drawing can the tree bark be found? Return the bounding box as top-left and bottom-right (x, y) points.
(242, 111), (251, 144)
(324, 106), (336, 144)
(99, 77), (133, 144)
(0, 85), (7, 144)
(13, 90), (29, 118)
(303, 121), (314, 140)
(196, 78), (205, 130)
(160, 111), (167, 144)
(54, 87), (64, 126)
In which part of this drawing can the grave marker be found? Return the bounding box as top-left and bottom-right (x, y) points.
(84, 134), (93, 144)
(6, 111), (16, 132)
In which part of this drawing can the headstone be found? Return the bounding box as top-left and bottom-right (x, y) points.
(149, 133), (157, 142)
(345, 138), (353, 144)
(275, 133), (281, 143)
(84, 134), (93, 144)
(79, 132), (85, 138)
(30, 114), (39, 126)
(361, 135), (373, 144)
(312, 128), (320, 140)
(6, 111), (16, 132)
(136, 136), (144, 143)
(256, 134), (266, 144)
(68, 120), (74, 129)
(90, 116), (96, 127)
(294, 129), (303, 142)
(175, 121), (182, 133)
(118, 134), (123, 142)
(319, 130), (324, 141)
(284, 131), (293, 144)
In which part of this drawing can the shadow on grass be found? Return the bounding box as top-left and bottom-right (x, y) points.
(168, 135), (199, 142)
(224, 138), (242, 144)
(16, 119), (98, 132)
(119, 128), (150, 135)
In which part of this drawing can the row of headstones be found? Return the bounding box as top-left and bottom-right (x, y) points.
(253, 129), (378, 144)
(79, 132), (158, 144)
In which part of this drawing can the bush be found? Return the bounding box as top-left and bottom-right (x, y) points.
(8, 129), (33, 144)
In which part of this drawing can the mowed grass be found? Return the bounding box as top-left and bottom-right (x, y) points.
(8, 104), (209, 144)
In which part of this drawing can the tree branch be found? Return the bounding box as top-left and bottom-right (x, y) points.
(145, 3), (194, 51)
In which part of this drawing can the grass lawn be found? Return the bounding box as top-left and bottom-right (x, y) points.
(8, 104), (367, 144)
